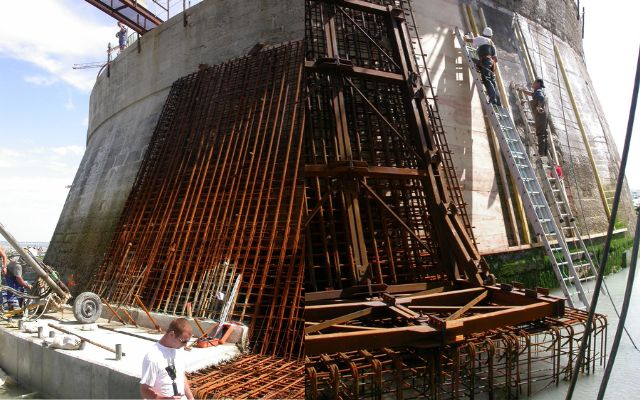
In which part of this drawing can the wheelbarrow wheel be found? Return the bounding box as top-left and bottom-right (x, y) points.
(73, 292), (103, 324)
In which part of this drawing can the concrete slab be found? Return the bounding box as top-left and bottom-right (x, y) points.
(0, 309), (241, 398)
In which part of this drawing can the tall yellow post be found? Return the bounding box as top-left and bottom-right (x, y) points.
(466, 4), (531, 244)
(553, 44), (611, 219)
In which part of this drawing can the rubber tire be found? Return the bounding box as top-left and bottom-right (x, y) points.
(73, 292), (103, 324)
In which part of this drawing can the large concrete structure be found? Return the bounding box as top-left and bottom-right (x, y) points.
(46, 0), (305, 289)
(47, 0), (634, 287)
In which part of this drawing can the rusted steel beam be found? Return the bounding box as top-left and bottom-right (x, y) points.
(408, 305), (515, 313)
(83, 0), (162, 34)
(306, 299), (560, 355)
(306, 326), (439, 355)
(304, 164), (426, 178)
(304, 60), (405, 84)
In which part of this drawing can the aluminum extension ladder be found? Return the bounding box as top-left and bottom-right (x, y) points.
(455, 27), (589, 308)
(511, 84), (599, 290)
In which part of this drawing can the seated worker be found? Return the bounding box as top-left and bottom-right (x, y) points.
(4, 258), (32, 311)
(465, 27), (502, 106)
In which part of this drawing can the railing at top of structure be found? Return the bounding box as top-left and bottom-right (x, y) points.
(84, 0), (204, 35)
(97, 0), (204, 78)
(146, 0), (204, 21)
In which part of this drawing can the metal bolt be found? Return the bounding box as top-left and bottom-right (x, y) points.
(79, 340), (86, 350)
(116, 344), (123, 360)
(49, 330), (56, 338)
(38, 327), (45, 338)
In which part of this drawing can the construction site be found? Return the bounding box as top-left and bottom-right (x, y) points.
(1, 0), (638, 398)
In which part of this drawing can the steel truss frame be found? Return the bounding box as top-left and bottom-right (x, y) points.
(303, 0), (567, 356)
(306, 309), (607, 399)
(84, 0), (163, 33)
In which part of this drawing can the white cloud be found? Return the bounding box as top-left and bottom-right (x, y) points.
(24, 75), (58, 86)
(50, 145), (85, 157)
(0, 149), (20, 168)
(0, 0), (116, 92)
(0, 144), (84, 242)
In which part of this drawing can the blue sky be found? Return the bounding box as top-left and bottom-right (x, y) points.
(0, 0), (113, 242)
(0, 0), (638, 242)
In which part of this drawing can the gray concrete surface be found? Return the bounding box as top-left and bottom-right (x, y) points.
(0, 308), (240, 399)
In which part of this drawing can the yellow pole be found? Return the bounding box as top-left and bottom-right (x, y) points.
(513, 17), (535, 83)
(465, 4), (478, 36)
(553, 44), (611, 218)
(467, 4), (531, 244)
(513, 16), (562, 166)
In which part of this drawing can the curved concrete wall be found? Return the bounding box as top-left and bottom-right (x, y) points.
(46, 0), (304, 289)
(48, 0), (634, 285)
(410, 0), (634, 252)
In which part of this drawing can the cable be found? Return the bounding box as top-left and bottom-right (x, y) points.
(595, 46), (640, 400)
(550, 35), (639, 351)
(566, 46), (640, 400)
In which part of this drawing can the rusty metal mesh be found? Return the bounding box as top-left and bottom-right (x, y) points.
(93, 41), (305, 359)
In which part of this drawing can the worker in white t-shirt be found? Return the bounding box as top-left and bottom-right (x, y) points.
(140, 318), (195, 399)
(465, 27), (502, 107)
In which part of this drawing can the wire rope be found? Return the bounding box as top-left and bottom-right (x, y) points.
(566, 45), (640, 400)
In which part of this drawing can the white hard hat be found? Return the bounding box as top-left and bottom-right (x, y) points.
(483, 27), (493, 37)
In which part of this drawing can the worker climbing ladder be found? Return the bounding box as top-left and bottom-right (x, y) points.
(455, 27), (591, 309)
(511, 84), (599, 288)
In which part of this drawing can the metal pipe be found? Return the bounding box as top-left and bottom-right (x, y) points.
(567, 47), (640, 400)
(595, 47), (640, 400)
(0, 222), (69, 301)
(48, 323), (121, 355)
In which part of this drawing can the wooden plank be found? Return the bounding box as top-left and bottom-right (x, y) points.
(445, 291), (487, 321)
(305, 307), (373, 334)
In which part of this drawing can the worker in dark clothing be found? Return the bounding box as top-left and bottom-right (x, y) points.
(465, 27), (502, 107)
(523, 78), (549, 157)
(116, 22), (128, 51)
(3, 259), (32, 311)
